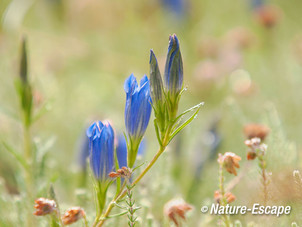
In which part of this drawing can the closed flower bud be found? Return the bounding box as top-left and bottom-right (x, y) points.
(33, 198), (57, 216)
(124, 74), (152, 168)
(86, 121), (115, 181)
(247, 151), (257, 160)
(164, 34), (183, 111)
(18, 37), (33, 127)
(218, 152), (241, 176)
(62, 207), (86, 225)
(150, 50), (164, 107)
(20, 37), (28, 84)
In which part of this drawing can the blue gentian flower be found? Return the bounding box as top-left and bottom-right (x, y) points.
(250, 0), (264, 10)
(124, 74), (152, 167)
(86, 120), (115, 181)
(116, 134), (128, 169)
(164, 34), (183, 98)
(78, 134), (90, 172)
(162, 0), (185, 17)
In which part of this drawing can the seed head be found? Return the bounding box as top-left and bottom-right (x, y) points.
(33, 198), (57, 216)
(218, 152), (241, 176)
(62, 207), (86, 225)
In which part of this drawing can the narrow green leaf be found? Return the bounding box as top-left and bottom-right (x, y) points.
(106, 211), (128, 219)
(2, 141), (28, 170)
(32, 101), (53, 123)
(173, 102), (204, 125)
(169, 104), (202, 143)
(153, 119), (162, 146)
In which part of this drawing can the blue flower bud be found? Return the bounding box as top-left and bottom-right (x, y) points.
(150, 50), (164, 107)
(149, 50), (167, 134)
(164, 34), (183, 98)
(124, 74), (152, 167)
(86, 121), (115, 181)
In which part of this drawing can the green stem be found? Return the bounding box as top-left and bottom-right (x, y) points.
(126, 181), (136, 227)
(258, 155), (268, 206)
(83, 214), (89, 227)
(95, 126), (172, 227)
(219, 164), (230, 227)
(24, 123), (34, 227)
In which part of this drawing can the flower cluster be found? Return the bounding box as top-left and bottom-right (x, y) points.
(62, 207), (86, 225)
(164, 198), (192, 227)
(218, 152), (241, 176)
(33, 198), (57, 216)
(243, 123), (269, 160)
(214, 191), (236, 204)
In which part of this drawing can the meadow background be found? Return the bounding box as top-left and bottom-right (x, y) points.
(0, 0), (302, 226)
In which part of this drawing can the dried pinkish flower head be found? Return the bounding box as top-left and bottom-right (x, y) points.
(108, 167), (131, 179)
(218, 152), (241, 176)
(62, 207), (86, 225)
(224, 27), (255, 49)
(33, 198), (57, 216)
(247, 151), (257, 160)
(254, 5), (281, 28)
(214, 191), (236, 204)
(245, 137), (261, 148)
(243, 124), (270, 141)
(164, 198), (193, 227)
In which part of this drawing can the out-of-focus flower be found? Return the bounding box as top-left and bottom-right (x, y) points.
(292, 36), (302, 65)
(62, 207), (86, 225)
(78, 134), (90, 172)
(193, 60), (221, 83)
(230, 69), (257, 96)
(218, 152), (241, 176)
(161, 0), (186, 17)
(197, 37), (220, 58)
(219, 47), (243, 74)
(214, 191), (236, 204)
(243, 123), (270, 141)
(124, 74), (152, 168)
(247, 151), (257, 160)
(254, 5), (281, 28)
(86, 121), (115, 181)
(224, 27), (255, 49)
(250, 0), (264, 10)
(33, 198), (57, 216)
(164, 34), (183, 104)
(245, 137), (268, 160)
(164, 198), (192, 227)
(245, 137), (261, 148)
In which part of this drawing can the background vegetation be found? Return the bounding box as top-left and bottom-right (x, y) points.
(0, 0), (302, 226)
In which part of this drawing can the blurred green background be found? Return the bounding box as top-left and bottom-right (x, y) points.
(0, 0), (302, 226)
